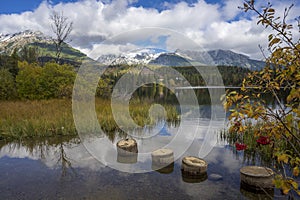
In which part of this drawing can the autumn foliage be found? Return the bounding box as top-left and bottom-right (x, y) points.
(223, 1), (300, 196)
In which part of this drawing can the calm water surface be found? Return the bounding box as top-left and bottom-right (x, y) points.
(0, 89), (290, 199)
(0, 129), (285, 198)
(0, 136), (280, 200)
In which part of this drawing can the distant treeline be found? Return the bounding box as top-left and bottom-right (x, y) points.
(0, 53), (250, 100)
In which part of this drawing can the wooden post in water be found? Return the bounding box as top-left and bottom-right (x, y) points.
(116, 138), (138, 164)
(151, 148), (174, 173)
(240, 166), (274, 191)
(181, 156), (208, 182)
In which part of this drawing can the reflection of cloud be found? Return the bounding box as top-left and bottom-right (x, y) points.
(0, 141), (105, 171)
(177, 146), (244, 199)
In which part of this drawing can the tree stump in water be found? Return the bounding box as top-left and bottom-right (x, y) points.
(240, 166), (274, 191)
(116, 138), (138, 164)
(116, 138), (138, 156)
(151, 148), (174, 173)
(181, 156), (208, 182)
(151, 149), (174, 174)
(152, 149), (174, 165)
(181, 156), (208, 178)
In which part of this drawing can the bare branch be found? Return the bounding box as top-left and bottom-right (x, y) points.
(50, 11), (73, 63)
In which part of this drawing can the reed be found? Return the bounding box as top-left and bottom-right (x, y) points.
(0, 98), (179, 141)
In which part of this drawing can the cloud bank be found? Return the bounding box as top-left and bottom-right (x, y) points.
(0, 0), (299, 59)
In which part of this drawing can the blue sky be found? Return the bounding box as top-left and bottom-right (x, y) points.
(0, 0), (299, 59)
(0, 0), (77, 14)
(0, 0), (225, 14)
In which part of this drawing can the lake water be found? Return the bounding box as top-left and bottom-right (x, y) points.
(0, 135), (281, 200)
(0, 89), (290, 199)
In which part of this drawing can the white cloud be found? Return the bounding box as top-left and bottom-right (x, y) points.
(221, 0), (243, 20)
(0, 0), (299, 59)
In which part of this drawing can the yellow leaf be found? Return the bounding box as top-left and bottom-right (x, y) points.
(278, 154), (289, 164)
(269, 38), (281, 47)
(239, 125), (244, 132)
(291, 180), (298, 189)
(282, 187), (290, 195)
(268, 8), (275, 13)
(282, 182), (290, 194)
(293, 166), (299, 177)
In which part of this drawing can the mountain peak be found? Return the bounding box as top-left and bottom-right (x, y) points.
(0, 30), (86, 65)
(97, 48), (265, 70)
(0, 29), (52, 54)
(97, 47), (168, 65)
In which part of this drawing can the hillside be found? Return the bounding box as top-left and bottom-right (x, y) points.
(0, 30), (86, 65)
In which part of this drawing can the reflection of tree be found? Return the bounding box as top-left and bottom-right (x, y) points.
(55, 137), (77, 179)
(18, 136), (78, 178)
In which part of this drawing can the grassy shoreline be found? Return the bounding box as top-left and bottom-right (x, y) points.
(0, 98), (179, 141)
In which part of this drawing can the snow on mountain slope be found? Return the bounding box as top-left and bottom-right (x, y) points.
(0, 30), (52, 54)
(97, 48), (167, 65)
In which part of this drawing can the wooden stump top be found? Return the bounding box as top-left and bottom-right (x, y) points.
(182, 156), (207, 167)
(117, 138), (136, 148)
(151, 148), (173, 157)
(240, 166), (274, 178)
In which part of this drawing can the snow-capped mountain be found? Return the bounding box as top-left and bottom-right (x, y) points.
(97, 48), (167, 65)
(0, 30), (52, 54)
(0, 30), (265, 70)
(0, 30), (86, 65)
(97, 48), (265, 70)
(207, 49), (265, 70)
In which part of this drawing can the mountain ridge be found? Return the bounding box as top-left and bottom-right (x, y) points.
(97, 48), (265, 70)
(0, 30), (265, 70)
(0, 30), (86, 64)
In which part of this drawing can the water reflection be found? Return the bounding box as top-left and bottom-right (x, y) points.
(181, 172), (208, 183)
(0, 136), (105, 171)
(0, 89), (291, 199)
(0, 135), (286, 199)
(152, 163), (174, 174)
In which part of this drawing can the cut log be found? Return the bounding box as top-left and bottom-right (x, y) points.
(240, 166), (274, 191)
(116, 138), (138, 156)
(181, 156), (208, 176)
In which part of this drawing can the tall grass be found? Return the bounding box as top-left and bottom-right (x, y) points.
(0, 99), (76, 140)
(0, 99), (179, 141)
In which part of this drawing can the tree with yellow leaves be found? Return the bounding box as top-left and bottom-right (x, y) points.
(224, 0), (299, 197)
